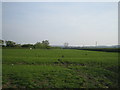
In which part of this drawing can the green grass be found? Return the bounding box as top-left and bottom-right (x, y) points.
(2, 49), (119, 88)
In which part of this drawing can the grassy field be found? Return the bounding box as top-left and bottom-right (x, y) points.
(2, 49), (119, 88)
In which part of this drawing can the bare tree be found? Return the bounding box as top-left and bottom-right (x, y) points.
(64, 42), (69, 48)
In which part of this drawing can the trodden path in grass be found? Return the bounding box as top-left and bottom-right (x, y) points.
(2, 49), (119, 88)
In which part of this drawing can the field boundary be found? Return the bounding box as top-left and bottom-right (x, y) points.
(77, 48), (120, 52)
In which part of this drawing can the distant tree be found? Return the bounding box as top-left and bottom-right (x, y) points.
(42, 40), (50, 49)
(0, 40), (4, 44)
(15, 44), (21, 48)
(34, 40), (50, 49)
(64, 42), (69, 48)
(21, 44), (33, 48)
(34, 42), (42, 49)
(46, 46), (51, 49)
(0, 40), (4, 47)
(42, 40), (49, 46)
(5, 41), (16, 47)
(2, 45), (5, 47)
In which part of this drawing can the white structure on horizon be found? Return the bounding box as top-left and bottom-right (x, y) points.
(96, 41), (98, 46)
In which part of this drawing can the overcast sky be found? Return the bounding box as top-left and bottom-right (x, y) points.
(2, 2), (118, 46)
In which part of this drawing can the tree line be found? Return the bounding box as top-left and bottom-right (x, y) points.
(0, 40), (61, 49)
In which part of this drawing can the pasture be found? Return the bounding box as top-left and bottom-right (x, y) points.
(2, 49), (119, 88)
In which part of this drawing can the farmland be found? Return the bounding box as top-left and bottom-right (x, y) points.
(2, 49), (119, 88)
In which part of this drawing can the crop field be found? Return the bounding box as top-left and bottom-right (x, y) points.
(2, 49), (119, 88)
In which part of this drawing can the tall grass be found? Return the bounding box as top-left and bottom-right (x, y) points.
(2, 49), (119, 88)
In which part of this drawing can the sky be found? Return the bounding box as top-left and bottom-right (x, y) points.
(2, 2), (118, 46)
